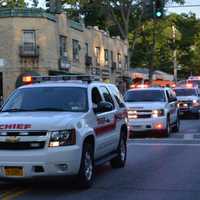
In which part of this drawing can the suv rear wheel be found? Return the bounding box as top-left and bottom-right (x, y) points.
(77, 142), (94, 189)
(172, 117), (180, 133)
(110, 132), (127, 168)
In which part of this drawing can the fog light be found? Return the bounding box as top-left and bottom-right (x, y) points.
(57, 164), (68, 171)
(155, 123), (164, 129)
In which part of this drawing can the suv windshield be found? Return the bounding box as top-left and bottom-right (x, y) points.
(124, 90), (166, 102)
(188, 80), (200, 88)
(2, 87), (88, 112)
(175, 89), (197, 97)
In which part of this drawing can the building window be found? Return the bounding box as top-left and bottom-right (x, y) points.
(110, 51), (113, 63)
(117, 53), (122, 68)
(59, 35), (67, 57)
(104, 49), (109, 66)
(85, 43), (89, 56)
(23, 30), (36, 51)
(95, 47), (100, 66)
(125, 55), (128, 70)
(72, 39), (80, 63)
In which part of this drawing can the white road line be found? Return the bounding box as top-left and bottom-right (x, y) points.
(128, 143), (200, 146)
(184, 134), (194, 140)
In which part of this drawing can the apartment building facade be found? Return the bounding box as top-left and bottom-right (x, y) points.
(0, 8), (129, 98)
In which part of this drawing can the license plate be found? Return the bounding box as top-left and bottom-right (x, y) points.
(4, 167), (23, 177)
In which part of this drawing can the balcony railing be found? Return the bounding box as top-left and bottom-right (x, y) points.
(85, 55), (92, 66)
(0, 8), (56, 21)
(19, 44), (39, 57)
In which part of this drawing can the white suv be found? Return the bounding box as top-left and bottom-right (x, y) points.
(0, 76), (128, 188)
(124, 87), (179, 137)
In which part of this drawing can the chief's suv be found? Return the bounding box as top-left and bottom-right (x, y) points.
(124, 87), (179, 137)
(0, 75), (128, 188)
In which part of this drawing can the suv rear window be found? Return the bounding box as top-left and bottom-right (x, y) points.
(124, 90), (166, 102)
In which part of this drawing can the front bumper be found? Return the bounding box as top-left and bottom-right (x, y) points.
(0, 145), (81, 179)
(128, 117), (167, 134)
(179, 107), (200, 115)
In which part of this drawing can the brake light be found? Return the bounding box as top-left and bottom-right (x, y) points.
(22, 76), (32, 84)
(186, 83), (193, 88)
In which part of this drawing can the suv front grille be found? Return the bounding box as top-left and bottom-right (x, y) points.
(128, 110), (152, 119)
(0, 131), (47, 136)
(0, 141), (45, 150)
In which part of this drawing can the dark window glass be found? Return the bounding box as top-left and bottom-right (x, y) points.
(104, 49), (109, 65)
(2, 87), (88, 112)
(124, 90), (166, 102)
(72, 39), (80, 63)
(100, 86), (114, 107)
(175, 89), (197, 96)
(92, 87), (102, 105)
(108, 85), (125, 108)
(59, 35), (67, 57)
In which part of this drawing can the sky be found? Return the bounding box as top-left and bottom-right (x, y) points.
(31, 0), (200, 18)
(167, 0), (200, 18)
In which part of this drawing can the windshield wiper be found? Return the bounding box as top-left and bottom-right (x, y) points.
(1, 108), (32, 112)
(28, 108), (67, 112)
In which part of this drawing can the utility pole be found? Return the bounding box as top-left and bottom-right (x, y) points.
(149, 1), (156, 83)
(172, 24), (177, 82)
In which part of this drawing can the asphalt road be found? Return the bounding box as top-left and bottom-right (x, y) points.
(1, 119), (200, 200)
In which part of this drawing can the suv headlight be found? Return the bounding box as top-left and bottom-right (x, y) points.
(193, 100), (200, 107)
(48, 129), (76, 147)
(152, 109), (165, 118)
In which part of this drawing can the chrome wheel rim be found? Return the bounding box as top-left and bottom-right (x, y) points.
(84, 152), (93, 181)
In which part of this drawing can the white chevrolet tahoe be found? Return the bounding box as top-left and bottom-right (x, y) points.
(175, 87), (200, 119)
(0, 76), (128, 188)
(124, 87), (180, 137)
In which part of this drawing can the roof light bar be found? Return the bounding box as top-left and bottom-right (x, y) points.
(28, 75), (101, 84)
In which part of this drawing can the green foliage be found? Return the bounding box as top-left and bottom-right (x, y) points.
(0, 0), (27, 8)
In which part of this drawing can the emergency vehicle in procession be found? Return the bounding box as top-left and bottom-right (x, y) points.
(174, 83), (200, 118)
(124, 85), (180, 137)
(0, 75), (128, 188)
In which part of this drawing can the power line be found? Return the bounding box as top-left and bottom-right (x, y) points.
(166, 4), (200, 8)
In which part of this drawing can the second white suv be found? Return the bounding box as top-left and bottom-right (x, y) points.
(124, 87), (179, 137)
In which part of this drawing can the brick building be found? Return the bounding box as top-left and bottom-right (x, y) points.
(0, 8), (129, 98)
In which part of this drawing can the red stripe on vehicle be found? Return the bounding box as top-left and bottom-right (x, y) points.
(95, 118), (117, 136)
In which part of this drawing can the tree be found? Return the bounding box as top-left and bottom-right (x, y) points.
(0, 0), (27, 8)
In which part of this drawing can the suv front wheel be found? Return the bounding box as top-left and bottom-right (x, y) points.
(77, 142), (94, 189)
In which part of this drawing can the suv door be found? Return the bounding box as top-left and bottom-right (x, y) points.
(91, 86), (116, 159)
(166, 89), (177, 124)
(98, 86), (119, 153)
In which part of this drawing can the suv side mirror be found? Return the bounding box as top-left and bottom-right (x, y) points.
(94, 101), (113, 114)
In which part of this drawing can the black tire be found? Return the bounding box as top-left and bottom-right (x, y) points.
(195, 113), (200, 119)
(77, 142), (94, 189)
(172, 117), (180, 133)
(164, 118), (171, 137)
(110, 133), (127, 168)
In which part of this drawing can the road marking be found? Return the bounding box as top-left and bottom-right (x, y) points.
(184, 134), (194, 140)
(128, 143), (200, 146)
(1, 187), (30, 200)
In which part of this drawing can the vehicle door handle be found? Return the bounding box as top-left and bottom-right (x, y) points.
(106, 119), (110, 123)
